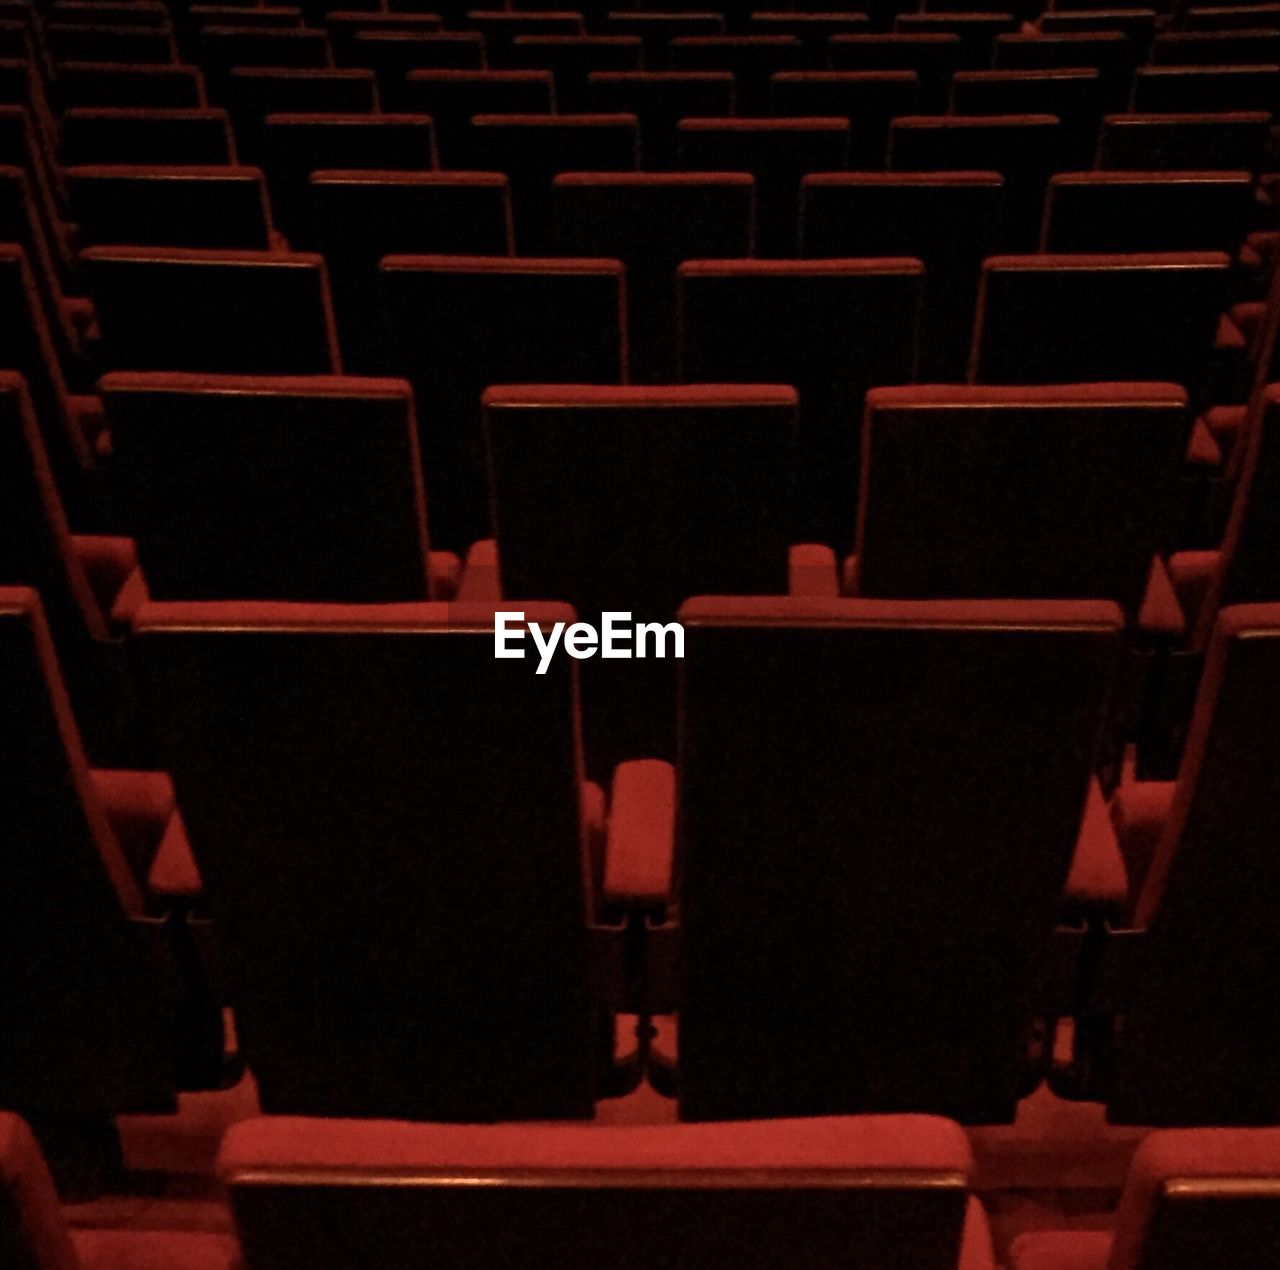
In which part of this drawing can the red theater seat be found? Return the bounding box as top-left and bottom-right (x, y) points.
(1151, 28), (1280, 63)
(601, 12), (726, 70)
(827, 32), (959, 110)
(53, 61), (206, 110)
(992, 29), (1131, 107)
(59, 106), (236, 165)
(322, 10), (444, 67)
(949, 69), (1103, 166)
(506, 34), (642, 109)
(224, 67), (376, 163)
(1132, 63), (1280, 114)
(770, 69), (920, 167)
(46, 22), (177, 65)
(667, 33), (806, 112)
(1097, 111), (1271, 171)
(586, 69), (734, 168)
(401, 68), (554, 165)
(195, 26), (332, 102)
(349, 30), (489, 103)
(894, 11), (1018, 69)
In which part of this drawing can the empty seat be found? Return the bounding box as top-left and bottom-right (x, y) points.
(348, 31), (488, 104)
(225, 67), (376, 164)
(894, 11), (1018, 69)
(586, 70), (733, 168)
(59, 106), (235, 165)
(1186, 3), (1280, 29)
(1012, 1129), (1280, 1268)
(379, 254), (625, 549)
(888, 113), (1061, 249)
(668, 34), (805, 113)
(50, 2), (170, 28)
(470, 113), (638, 251)
(749, 11), (871, 60)
(1040, 7), (1158, 45)
(949, 70), (1103, 167)
(101, 374), (448, 603)
(262, 112), (437, 244)
(992, 31), (1131, 107)
(1132, 63), (1280, 113)
(0, 585), (225, 1122)
(770, 70), (919, 168)
(507, 35), (642, 110)
(469, 11), (580, 64)
(827, 33), (959, 111)
(196, 27), (332, 102)
(401, 69), (554, 166)
(53, 61), (206, 110)
(482, 384), (798, 770)
(82, 247), (342, 374)
(324, 10), (444, 66)
(134, 598), (637, 1120)
(801, 172), (1002, 379)
(679, 258), (922, 548)
(1042, 171), (1254, 253)
(46, 22), (177, 65)
(1152, 28), (1280, 64)
(1097, 111), (1270, 170)
(663, 595), (1122, 1121)
(971, 253), (1232, 396)
(854, 384), (1190, 627)
(311, 170), (512, 371)
(602, 12), (726, 70)
(67, 164), (272, 249)
(220, 1115), (994, 1270)
(552, 173), (754, 381)
(677, 117), (849, 255)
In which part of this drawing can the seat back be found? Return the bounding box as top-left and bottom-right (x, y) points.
(950, 69), (1103, 166)
(1112, 606), (1280, 1124)
(350, 31), (487, 105)
(827, 32), (959, 110)
(196, 26), (332, 100)
(224, 66), (375, 163)
(770, 70), (919, 166)
(857, 384), (1190, 622)
(506, 35), (642, 110)
(220, 1115), (975, 1270)
(675, 595), (1123, 1122)
(1132, 64), (1280, 113)
(667, 33), (805, 111)
(102, 373), (433, 603)
(0, 587), (177, 1117)
(992, 30), (1131, 106)
(401, 70), (553, 166)
(1152, 29), (1280, 64)
(0, 1113), (79, 1270)
(60, 105), (234, 164)
(135, 599), (599, 1120)
(82, 246), (342, 374)
(894, 11), (1018, 67)
(54, 61), (205, 109)
(46, 22), (177, 64)
(1097, 111), (1270, 170)
(586, 70), (733, 167)
(602, 13), (725, 70)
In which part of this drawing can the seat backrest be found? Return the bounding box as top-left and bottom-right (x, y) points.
(81, 246), (342, 374)
(674, 595), (1123, 1123)
(46, 22), (176, 64)
(971, 252), (1231, 393)
(603, 13), (725, 70)
(857, 384), (1191, 621)
(770, 70), (920, 166)
(1108, 1129), (1280, 1268)
(59, 105), (234, 165)
(1111, 605), (1280, 1125)
(349, 31), (487, 106)
(894, 11), (1018, 67)
(67, 163), (272, 248)
(0, 587), (177, 1117)
(992, 30), (1131, 105)
(323, 10), (444, 67)
(1186, 3), (1280, 29)
(667, 33), (805, 111)
(0, 1112), (79, 1270)
(1042, 170), (1253, 253)
(827, 32), (959, 110)
(1098, 111), (1270, 170)
(224, 66), (375, 163)
(101, 373), (433, 603)
(506, 35), (643, 110)
(678, 257), (922, 548)
(134, 599), (599, 1121)
(1152, 28), (1280, 63)
(220, 1114), (976, 1270)
(949, 68), (1102, 165)
(1132, 63), (1280, 113)
(586, 70), (733, 167)
(54, 60), (205, 109)
(400, 69), (553, 165)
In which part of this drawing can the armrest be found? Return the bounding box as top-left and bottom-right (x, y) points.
(110, 566), (151, 632)
(1137, 556), (1186, 640)
(603, 759), (676, 912)
(92, 768), (175, 886)
(1110, 776), (1176, 903)
(455, 538), (500, 601)
(1063, 777), (1129, 916)
(1185, 416), (1222, 469)
(427, 549), (461, 601)
(787, 543), (839, 597)
(147, 812), (204, 904)
(1167, 550), (1220, 639)
(1230, 299), (1266, 351)
(72, 534), (138, 619)
(1214, 311), (1246, 355)
(841, 553), (859, 596)
(66, 393), (104, 444)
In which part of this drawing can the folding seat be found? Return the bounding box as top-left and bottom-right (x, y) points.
(401, 68), (554, 165)
(586, 69), (732, 168)
(827, 32), (960, 112)
(888, 114), (1061, 249)
(1186, 2), (1280, 29)
(552, 174), (754, 381)
(53, 61), (206, 110)
(220, 1115), (995, 1270)
(677, 118), (849, 256)
(195, 26), (332, 102)
(262, 112), (437, 244)
(469, 114), (638, 251)
(654, 595), (1123, 1122)
(133, 598), (643, 1120)
(854, 386), (1191, 634)
(67, 164), (272, 249)
(667, 34), (805, 113)
(506, 35), (642, 109)
(748, 11), (871, 62)
(311, 170), (512, 370)
(1054, 604), (1280, 1124)
(100, 374), (455, 603)
(3, 1112), (239, 1269)
(59, 106), (236, 166)
(224, 66), (375, 163)
(949, 69), (1104, 167)
(770, 70), (919, 168)
(49, 1), (171, 27)
(678, 258), (922, 548)
(45, 22), (177, 64)
(348, 31), (488, 105)
(323, 10), (443, 66)
(1132, 64), (1280, 114)
(893, 12), (1019, 69)
(379, 254), (624, 549)
(1040, 7), (1159, 47)
(1042, 171), (1254, 254)
(1012, 1129), (1280, 1268)
(800, 173), (1001, 380)
(971, 254), (1232, 398)
(0, 587), (227, 1125)
(81, 247), (342, 374)
(468, 10), (580, 65)
(601, 11), (725, 70)
(1097, 111), (1271, 171)
(1152, 28), (1280, 62)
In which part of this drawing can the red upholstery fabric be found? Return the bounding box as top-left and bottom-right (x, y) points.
(0, 1112), (78, 1270)
(1064, 778), (1128, 912)
(1009, 1230), (1112, 1270)
(71, 1229), (239, 1270)
(603, 758), (675, 908)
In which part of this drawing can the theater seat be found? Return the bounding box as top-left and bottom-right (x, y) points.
(1012, 1128), (1280, 1269)
(400, 69), (553, 166)
(1097, 110), (1270, 171)
(54, 61), (206, 110)
(220, 1115), (996, 1270)
(587, 70), (734, 168)
(59, 106), (235, 165)
(770, 69), (919, 167)
(827, 32), (959, 110)
(224, 66), (376, 164)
